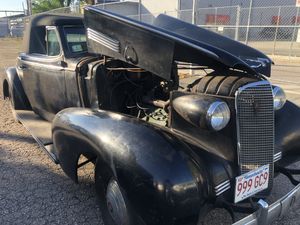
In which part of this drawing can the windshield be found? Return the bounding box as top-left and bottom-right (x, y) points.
(64, 27), (87, 54)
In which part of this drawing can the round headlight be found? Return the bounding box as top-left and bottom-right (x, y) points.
(206, 101), (230, 131)
(273, 86), (286, 110)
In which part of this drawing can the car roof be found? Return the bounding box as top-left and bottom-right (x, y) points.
(28, 13), (83, 27)
(23, 13), (83, 54)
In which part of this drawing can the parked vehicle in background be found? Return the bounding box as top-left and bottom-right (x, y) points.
(2, 6), (300, 225)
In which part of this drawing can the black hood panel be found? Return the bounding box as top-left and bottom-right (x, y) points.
(84, 6), (270, 80)
(154, 14), (272, 77)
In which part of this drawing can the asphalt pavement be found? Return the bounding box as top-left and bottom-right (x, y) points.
(0, 96), (103, 224)
(271, 63), (300, 104)
(248, 42), (300, 57)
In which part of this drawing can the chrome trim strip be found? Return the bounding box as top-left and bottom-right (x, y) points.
(273, 152), (282, 162)
(214, 180), (231, 196)
(18, 60), (73, 72)
(215, 185), (231, 196)
(215, 185), (230, 193)
(233, 183), (300, 225)
(87, 28), (120, 53)
(214, 180), (230, 190)
(274, 152), (282, 157)
(235, 80), (271, 94)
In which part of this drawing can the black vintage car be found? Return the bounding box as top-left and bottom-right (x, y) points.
(2, 6), (300, 225)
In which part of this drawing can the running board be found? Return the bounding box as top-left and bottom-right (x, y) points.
(14, 110), (59, 164)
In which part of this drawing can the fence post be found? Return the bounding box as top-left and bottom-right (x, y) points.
(272, 6), (281, 55)
(138, 0), (141, 21)
(215, 7), (218, 28)
(235, 5), (241, 41)
(289, 7), (300, 58)
(245, 0), (253, 44)
(192, 0), (197, 24)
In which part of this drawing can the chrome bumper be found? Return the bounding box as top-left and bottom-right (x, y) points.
(233, 183), (300, 225)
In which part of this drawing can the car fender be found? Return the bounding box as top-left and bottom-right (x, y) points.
(52, 107), (211, 224)
(3, 67), (31, 110)
(275, 101), (300, 162)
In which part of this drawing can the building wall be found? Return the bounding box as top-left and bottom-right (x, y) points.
(141, 0), (178, 14)
(0, 19), (10, 37)
(139, 0), (179, 22)
(96, 0), (179, 23)
(96, 0), (178, 15)
(100, 2), (139, 15)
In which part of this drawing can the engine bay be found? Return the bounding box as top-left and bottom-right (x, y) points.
(95, 59), (176, 126)
(94, 59), (262, 129)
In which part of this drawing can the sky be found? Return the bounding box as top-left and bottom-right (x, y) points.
(1, 0), (26, 11)
(0, 0), (26, 17)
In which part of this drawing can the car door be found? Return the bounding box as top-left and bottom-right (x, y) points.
(20, 26), (68, 121)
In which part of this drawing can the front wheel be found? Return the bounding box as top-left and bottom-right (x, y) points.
(106, 179), (130, 225)
(95, 163), (144, 225)
(7, 88), (20, 122)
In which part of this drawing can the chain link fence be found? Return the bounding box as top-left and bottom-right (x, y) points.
(175, 5), (300, 57)
(1, 2), (300, 57)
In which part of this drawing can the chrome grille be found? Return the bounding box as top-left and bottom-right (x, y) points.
(235, 80), (274, 191)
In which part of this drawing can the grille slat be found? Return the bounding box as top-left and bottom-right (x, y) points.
(235, 81), (274, 194)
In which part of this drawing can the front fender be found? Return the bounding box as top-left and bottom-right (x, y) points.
(275, 101), (300, 165)
(3, 67), (31, 110)
(52, 108), (210, 224)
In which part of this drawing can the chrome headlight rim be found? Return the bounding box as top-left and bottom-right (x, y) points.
(273, 86), (286, 111)
(206, 101), (231, 131)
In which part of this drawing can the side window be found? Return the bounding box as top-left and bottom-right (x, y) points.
(46, 28), (61, 56)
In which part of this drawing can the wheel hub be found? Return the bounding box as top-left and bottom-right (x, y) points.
(106, 179), (129, 225)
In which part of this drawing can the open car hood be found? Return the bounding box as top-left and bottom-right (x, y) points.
(84, 6), (271, 81)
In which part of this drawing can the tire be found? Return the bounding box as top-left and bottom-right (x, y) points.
(3, 75), (31, 111)
(95, 162), (145, 225)
(7, 85), (20, 122)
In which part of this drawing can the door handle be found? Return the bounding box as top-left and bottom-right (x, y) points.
(18, 65), (28, 70)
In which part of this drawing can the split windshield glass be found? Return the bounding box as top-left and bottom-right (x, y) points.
(64, 26), (87, 54)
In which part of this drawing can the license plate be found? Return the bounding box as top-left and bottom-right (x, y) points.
(234, 164), (269, 203)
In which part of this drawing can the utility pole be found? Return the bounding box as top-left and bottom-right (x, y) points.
(22, 2), (25, 15)
(26, 0), (32, 15)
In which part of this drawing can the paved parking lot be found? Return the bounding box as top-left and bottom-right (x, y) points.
(0, 38), (300, 225)
(271, 64), (300, 104)
(248, 41), (300, 57)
